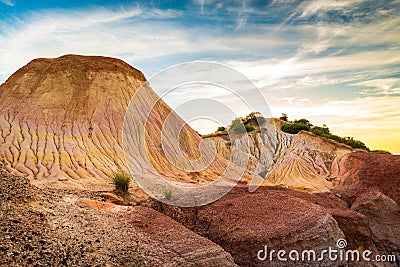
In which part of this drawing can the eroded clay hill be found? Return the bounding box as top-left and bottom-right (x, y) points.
(0, 55), (235, 191)
(207, 119), (354, 193)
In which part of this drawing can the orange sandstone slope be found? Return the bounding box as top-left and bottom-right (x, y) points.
(0, 55), (236, 190)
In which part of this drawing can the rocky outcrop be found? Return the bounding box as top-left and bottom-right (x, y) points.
(0, 55), (146, 188)
(265, 131), (354, 192)
(351, 190), (400, 261)
(332, 152), (400, 263)
(333, 152), (400, 204)
(130, 206), (237, 267)
(277, 189), (380, 260)
(153, 187), (347, 267)
(154, 184), (400, 266)
(205, 119), (291, 179)
(206, 122), (354, 192)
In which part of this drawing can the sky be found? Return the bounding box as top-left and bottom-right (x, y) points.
(0, 0), (399, 153)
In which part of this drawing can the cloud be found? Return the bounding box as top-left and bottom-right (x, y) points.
(0, 0), (14, 6)
(1, 1), (398, 82)
(274, 0), (400, 32)
(218, 5), (400, 91)
(281, 97), (310, 105)
(298, 0), (366, 18)
(352, 78), (400, 96)
(0, 4), (313, 82)
(0, 6), (225, 80)
(224, 49), (400, 91)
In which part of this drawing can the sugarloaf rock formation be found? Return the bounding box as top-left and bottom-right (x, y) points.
(0, 55), (145, 189)
(0, 55), (242, 191)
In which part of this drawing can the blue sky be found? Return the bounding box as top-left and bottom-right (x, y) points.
(0, 0), (399, 152)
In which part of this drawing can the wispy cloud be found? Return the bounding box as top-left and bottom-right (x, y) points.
(0, 6), (212, 79)
(298, 0), (367, 18)
(352, 78), (400, 96)
(0, 0), (14, 6)
(0, 4), (301, 80)
(225, 49), (400, 91)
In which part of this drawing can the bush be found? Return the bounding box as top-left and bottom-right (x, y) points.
(281, 122), (310, 134)
(217, 126), (226, 131)
(229, 118), (246, 134)
(310, 131), (369, 150)
(244, 112), (265, 124)
(311, 125), (330, 135)
(293, 118), (312, 127)
(245, 125), (255, 132)
(228, 118), (256, 134)
(113, 173), (131, 191)
(280, 116), (369, 151)
(245, 112), (262, 122)
(163, 188), (172, 200)
(342, 136), (369, 150)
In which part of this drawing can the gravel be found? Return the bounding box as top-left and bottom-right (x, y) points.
(0, 162), (146, 266)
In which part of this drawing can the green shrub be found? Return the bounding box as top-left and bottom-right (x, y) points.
(341, 136), (369, 150)
(229, 118), (246, 134)
(310, 131), (369, 150)
(163, 188), (172, 200)
(245, 112), (262, 122)
(280, 114), (369, 151)
(293, 118), (312, 127)
(311, 125), (330, 135)
(244, 112), (265, 124)
(281, 122), (310, 134)
(113, 173), (131, 191)
(228, 118), (256, 134)
(245, 125), (255, 132)
(217, 126), (226, 131)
